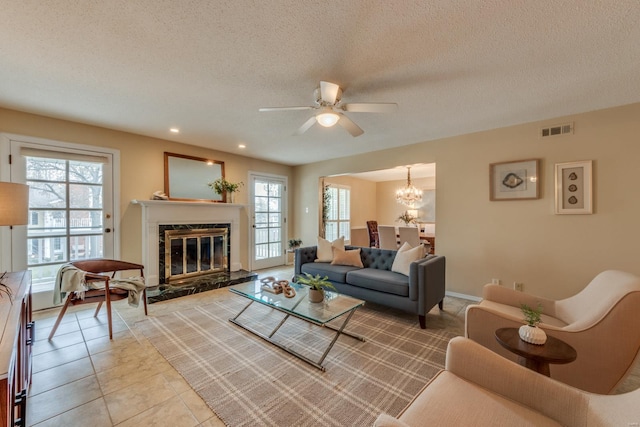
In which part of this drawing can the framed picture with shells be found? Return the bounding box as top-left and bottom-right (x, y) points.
(555, 160), (593, 214)
(489, 159), (541, 201)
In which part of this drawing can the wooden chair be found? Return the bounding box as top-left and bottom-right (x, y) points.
(49, 259), (147, 340)
(366, 220), (379, 248)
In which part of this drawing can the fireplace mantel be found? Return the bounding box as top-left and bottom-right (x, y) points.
(131, 199), (244, 286)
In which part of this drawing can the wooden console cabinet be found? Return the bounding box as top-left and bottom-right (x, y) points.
(0, 271), (33, 427)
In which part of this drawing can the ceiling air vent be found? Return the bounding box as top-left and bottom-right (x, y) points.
(541, 123), (573, 138)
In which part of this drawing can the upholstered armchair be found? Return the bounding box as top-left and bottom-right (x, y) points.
(465, 270), (640, 394)
(375, 337), (640, 426)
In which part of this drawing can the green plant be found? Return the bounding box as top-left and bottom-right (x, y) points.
(288, 238), (302, 249)
(521, 303), (543, 326)
(208, 177), (244, 195)
(321, 184), (331, 237)
(296, 273), (336, 292)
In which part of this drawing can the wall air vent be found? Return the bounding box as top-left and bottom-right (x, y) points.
(541, 122), (573, 138)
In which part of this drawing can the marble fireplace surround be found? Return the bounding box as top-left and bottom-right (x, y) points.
(131, 199), (244, 287)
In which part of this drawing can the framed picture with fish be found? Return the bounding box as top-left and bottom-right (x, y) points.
(490, 159), (541, 201)
(555, 160), (593, 214)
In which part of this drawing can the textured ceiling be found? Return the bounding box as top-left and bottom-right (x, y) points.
(2, 1), (639, 166)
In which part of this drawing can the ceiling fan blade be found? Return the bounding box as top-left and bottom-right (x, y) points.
(342, 103), (398, 113)
(338, 114), (364, 137)
(294, 116), (317, 135)
(259, 106), (313, 112)
(320, 81), (340, 104)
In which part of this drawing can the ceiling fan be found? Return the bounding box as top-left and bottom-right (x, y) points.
(259, 81), (397, 137)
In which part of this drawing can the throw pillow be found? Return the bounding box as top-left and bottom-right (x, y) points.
(397, 241), (426, 257)
(315, 236), (345, 262)
(391, 243), (425, 276)
(331, 247), (364, 268)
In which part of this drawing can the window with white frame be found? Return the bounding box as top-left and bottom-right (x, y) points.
(324, 184), (350, 242)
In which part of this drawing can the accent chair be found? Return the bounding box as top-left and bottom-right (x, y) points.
(465, 270), (640, 394)
(375, 337), (640, 426)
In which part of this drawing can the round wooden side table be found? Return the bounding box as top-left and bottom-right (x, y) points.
(494, 327), (577, 376)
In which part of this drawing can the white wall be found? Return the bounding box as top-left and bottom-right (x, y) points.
(293, 103), (640, 299)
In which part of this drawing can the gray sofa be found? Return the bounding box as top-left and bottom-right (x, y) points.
(294, 245), (446, 328)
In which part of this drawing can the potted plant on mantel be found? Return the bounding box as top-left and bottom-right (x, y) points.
(208, 177), (244, 203)
(519, 303), (547, 345)
(296, 273), (336, 303)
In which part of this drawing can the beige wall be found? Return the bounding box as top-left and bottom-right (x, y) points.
(293, 103), (640, 299)
(0, 108), (293, 268)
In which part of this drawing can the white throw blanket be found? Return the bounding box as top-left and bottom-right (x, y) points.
(53, 264), (87, 305)
(54, 264), (146, 307)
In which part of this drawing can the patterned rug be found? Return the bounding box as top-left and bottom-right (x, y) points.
(137, 294), (454, 426)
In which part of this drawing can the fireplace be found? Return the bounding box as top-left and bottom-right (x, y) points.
(132, 199), (257, 302)
(160, 224), (229, 283)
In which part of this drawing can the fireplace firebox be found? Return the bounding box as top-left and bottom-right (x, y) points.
(164, 227), (228, 283)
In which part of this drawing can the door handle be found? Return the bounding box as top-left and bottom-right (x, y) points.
(104, 228), (112, 233)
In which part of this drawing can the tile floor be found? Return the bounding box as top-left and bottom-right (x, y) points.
(27, 266), (639, 426)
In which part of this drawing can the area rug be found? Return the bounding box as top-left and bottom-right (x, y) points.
(137, 294), (455, 426)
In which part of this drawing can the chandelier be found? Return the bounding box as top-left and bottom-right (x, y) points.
(396, 166), (422, 207)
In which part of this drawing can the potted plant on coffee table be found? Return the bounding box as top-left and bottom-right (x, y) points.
(296, 273), (336, 303)
(519, 303), (547, 345)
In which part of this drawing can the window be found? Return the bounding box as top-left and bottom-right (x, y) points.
(324, 184), (350, 242)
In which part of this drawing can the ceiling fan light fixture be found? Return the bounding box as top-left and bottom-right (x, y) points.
(316, 109), (340, 127)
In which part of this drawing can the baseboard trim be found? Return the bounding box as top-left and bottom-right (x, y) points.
(446, 291), (482, 302)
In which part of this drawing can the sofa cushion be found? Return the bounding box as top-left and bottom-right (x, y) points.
(300, 262), (360, 284)
(331, 247), (364, 268)
(346, 268), (409, 297)
(315, 236), (345, 262)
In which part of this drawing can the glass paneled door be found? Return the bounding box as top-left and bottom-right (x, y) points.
(250, 173), (287, 270)
(9, 139), (115, 310)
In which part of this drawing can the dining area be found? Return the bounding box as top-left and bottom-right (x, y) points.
(364, 221), (435, 254)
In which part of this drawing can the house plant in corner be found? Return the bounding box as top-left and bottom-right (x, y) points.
(296, 273), (336, 303)
(208, 177), (244, 203)
(288, 238), (302, 250)
(519, 303), (547, 345)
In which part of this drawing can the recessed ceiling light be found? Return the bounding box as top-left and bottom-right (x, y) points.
(238, 144), (246, 149)
(169, 128), (180, 133)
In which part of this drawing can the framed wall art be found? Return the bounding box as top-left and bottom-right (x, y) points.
(555, 160), (593, 214)
(489, 159), (541, 201)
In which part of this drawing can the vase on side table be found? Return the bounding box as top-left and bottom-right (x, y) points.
(519, 325), (547, 345)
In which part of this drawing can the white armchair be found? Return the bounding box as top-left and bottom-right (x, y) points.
(375, 337), (640, 426)
(465, 270), (640, 394)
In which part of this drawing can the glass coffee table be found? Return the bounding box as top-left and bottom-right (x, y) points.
(228, 281), (365, 371)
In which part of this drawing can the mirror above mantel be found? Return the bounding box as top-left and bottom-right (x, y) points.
(164, 152), (225, 202)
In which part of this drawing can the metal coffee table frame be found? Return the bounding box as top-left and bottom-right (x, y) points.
(229, 281), (365, 371)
